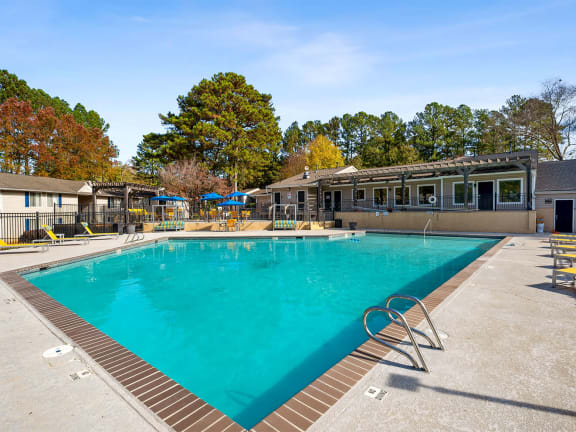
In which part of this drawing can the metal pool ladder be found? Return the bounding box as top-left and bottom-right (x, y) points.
(362, 295), (445, 373)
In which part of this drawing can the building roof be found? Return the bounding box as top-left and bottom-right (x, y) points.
(267, 166), (357, 188)
(535, 160), (576, 192)
(0, 172), (90, 194)
(321, 151), (538, 180)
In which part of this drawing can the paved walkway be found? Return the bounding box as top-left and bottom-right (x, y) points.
(309, 235), (575, 432)
(1, 232), (574, 431)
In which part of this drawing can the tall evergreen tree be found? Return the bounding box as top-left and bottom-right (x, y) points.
(156, 72), (282, 190)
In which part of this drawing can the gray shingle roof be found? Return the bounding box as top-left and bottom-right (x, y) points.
(0, 173), (89, 194)
(268, 166), (357, 188)
(536, 160), (576, 192)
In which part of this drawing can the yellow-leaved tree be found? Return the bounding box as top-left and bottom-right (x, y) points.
(306, 135), (345, 169)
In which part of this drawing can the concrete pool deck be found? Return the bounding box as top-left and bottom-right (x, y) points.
(1, 231), (574, 431)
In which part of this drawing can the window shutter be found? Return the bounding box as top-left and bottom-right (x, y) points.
(25, 192), (30, 207)
(107, 197), (111, 209)
(58, 194), (62, 208)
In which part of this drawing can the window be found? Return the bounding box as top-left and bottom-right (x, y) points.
(273, 192), (281, 205)
(418, 185), (436, 206)
(47, 193), (57, 207)
(373, 188), (387, 207)
(453, 182), (474, 205)
(355, 189), (366, 201)
(297, 190), (306, 210)
(394, 186), (410, 206)
(498, 179), (522, 203)
(27, 192), (41, 207)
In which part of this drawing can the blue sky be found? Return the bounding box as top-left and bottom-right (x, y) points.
(2, 0), (575, 161)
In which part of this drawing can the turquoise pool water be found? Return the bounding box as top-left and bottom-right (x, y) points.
(26, 234), (498, 428)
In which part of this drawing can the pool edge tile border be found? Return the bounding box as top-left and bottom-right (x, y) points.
(1, 234), (511, 432)
(249, 235), (512, 432)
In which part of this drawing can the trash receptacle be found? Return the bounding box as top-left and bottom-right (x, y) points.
(349, 221), (357, 230)
(127, 224), (136, 234)
(536, 217), (544, 233)
(334, 219), (342, 228)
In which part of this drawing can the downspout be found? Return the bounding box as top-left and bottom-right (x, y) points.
(525, 161), (532, 210)
(440, 177), (444, 211)
(401, 173), (406, 207)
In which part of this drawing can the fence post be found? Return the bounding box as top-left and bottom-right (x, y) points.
(35, 211), (40, 241)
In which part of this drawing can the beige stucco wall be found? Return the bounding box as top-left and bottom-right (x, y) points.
(336, 210), (537, 234)
(143, 220), (335, 232)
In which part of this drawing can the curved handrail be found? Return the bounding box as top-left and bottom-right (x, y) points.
(385, 294), (445, 351)
(363, 306), (429, 372)
(424, 219), (432, 242)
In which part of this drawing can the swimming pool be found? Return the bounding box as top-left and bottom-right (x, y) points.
(25, 234), (498, 429)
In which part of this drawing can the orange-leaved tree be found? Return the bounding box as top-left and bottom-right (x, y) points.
(0, 97), (117, 180)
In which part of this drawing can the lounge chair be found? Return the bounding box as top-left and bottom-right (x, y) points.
(0, 239), (49, 253)
(153, 221), (184, 231)
(554, 253), (576, 268)
(552, 267), (576, 288)
(550, 243), (576, 256)
(75, 222), (119, 239)
(36, 225), (89, 245)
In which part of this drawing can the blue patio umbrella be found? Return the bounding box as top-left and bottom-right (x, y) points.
(200, 192), (224, 201)
(220, 199), (245, 206)
(225, 191), (249, 198)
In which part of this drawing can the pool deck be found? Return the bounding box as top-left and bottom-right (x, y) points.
(1, 231), (574, 431)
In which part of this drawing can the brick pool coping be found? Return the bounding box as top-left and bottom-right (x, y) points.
(0, 234), (511, 432)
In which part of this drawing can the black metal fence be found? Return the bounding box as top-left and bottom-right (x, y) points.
(0, 209), (146, 244)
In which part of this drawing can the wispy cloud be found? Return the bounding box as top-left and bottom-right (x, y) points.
(261, 32), (377, 87)
(129, 16), (151, 23)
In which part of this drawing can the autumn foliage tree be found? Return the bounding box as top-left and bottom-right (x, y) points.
(0, 98), (117, 180)
(280, 135), (346, 178)
(159, 159), (230, 208)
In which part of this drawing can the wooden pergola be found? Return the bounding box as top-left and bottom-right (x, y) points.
(91, 182), (162, 222)
(319, 150), (537, 211)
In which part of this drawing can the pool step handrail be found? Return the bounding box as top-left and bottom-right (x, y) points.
(423, 219), (432, 241)
(385, 294), (445, 351)
(363, 306), (430, 372)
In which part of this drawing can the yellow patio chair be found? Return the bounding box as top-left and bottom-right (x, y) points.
(552, 267), (576, 288)
(0, 239), (49, 253)
(227, 218), (239, 232)
(37, 225), (89, 245)
(75, 222), (119, 239)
